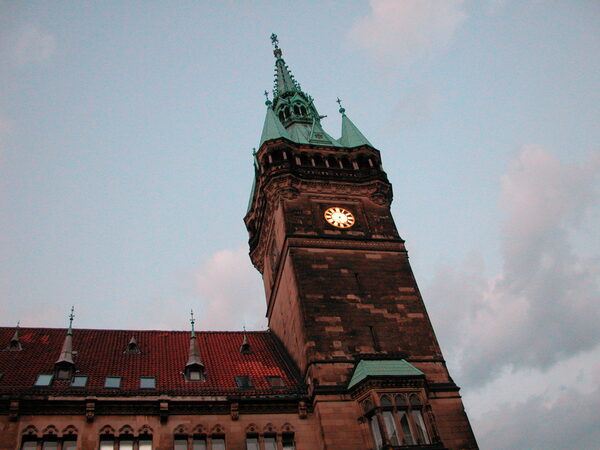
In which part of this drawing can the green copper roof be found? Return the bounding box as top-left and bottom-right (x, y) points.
(348, 359), (424, 389)
(338, 113), (372, 148)
(259, 107), (291, 147)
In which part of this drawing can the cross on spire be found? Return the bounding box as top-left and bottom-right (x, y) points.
(190, 309), (196, 338)
(336, 97), (346, 115)
(68, 306), (75, 335)
(270, 33), (279, 50)
(264, 90), (272, 106)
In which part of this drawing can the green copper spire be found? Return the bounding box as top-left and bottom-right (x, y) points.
(337, 99), (373, 148)
(190, 309), (196, 338)
(259, 34), (342, 148)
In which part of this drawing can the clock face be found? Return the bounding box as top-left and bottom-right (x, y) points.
(324, 207), (355, 228)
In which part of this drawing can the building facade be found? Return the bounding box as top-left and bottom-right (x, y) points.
(0, 36), (478, 449)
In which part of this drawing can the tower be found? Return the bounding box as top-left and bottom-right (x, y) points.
(245, 35), (478, 449)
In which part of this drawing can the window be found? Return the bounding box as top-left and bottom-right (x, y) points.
(192, 437), (207, 449)
(363, 392), (433, 448)
(174, 438), (188, 450)
(34, 374), (53, 386)
(140, 376), (156, 389)
(235, 375), (253, 389)
(266, 376), (285, 388)
(264, 436), (277, 450)
(71, 375), (88, 387)
(56, 367), (72, 380)
(211, 437), (225, 450)
(282, 434), (296, 450)
(101, 436), (151, 450)
(22, 436), (76, 450)
(62, 440), (77, 450)
(246, 436), (259, 450)
(104, 376), (121, 388)
(99, 438), (114, 450)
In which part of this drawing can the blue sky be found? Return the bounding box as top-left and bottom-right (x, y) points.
(1, 1), (599, 447)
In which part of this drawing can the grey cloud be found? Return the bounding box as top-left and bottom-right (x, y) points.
(426, 147), (600, 387)
(474, 386), (600, 449)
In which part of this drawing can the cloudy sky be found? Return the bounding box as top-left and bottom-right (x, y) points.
(1, 1), (599, 447)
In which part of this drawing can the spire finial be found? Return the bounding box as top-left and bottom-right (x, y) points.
(271, 33), (279, 50)
(336, 97), (346, 115)
(271, 33), (282, 59)
(67, 306), (75, 335)
(190, 309), (196, 338)
(264, 90), (272, 106)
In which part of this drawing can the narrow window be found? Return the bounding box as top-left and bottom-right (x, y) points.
(71, 375), (88, 387)
(99, 437), (115, 450)
(188, 369), (203, 381)
(264, 435), (277, 450)
(192, 437), (207, 450)
(174, 438), (187, 450)
(266, 375), (285, 388)
(119, 438), (134, 450)
(235, 375), (253, 389)
(34, 374), (53, 386)
(398, 410), (415, 445)
(62, 439), (77, 450)
(41, 441), (58, 450)
(383, 411), (400, 445)
(369, 416), (383, 450)
(104, 376), (121, 388)
(21, 441), (37, 450)
(140, 376), (156, 389)
(282, 434), (296, 450)
(412, 409), (430, 444)
(211, 437), (225, 450)
(138, 438), (152, 450)
(245, 436), (259, 450)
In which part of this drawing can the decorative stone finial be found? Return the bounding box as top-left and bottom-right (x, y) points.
(264, 90), (272, 106)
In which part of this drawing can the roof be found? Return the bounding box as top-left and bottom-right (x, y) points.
(339, 114), (372, 148)
(0, 327), (303, 397)
(348, 359), (424, 389)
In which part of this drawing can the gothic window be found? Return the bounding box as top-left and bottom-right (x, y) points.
(293, 105), (300, 115)
(211, 436), (226, 450)
(174, 437), (188, 450)
(23, 435), (77, 450)
(245, 435), (259, 450)
(363, 392), (433, 448)
(100, 435), (152, 449)
(263, 435), (277, 450)
(281, 434), (296, 450)
(193, 437), (207, 450)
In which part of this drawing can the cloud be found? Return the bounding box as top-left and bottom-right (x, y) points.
(426, 146), (600, 387)
(474, 385), (600, 449)
(194, 246), (265, 330)
(10, 24), (56, 66)
(347, 0), (467, 68)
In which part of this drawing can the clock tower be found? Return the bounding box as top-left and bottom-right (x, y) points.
(244, 35), (478, 449)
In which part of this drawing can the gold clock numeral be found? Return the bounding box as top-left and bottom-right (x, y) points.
(324, 206), (355, 229)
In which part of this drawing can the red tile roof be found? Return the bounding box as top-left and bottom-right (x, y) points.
(0, 327), (303, 397)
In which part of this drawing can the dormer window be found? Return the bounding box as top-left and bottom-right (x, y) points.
(34, 374), (53, 386)
(267, 376), (285, 388)
(235, 375), (253, 389)
(56, 367), (72, 380)
(140, 377), (156, 389)
(185, 366), (205, 382)
(104, 376), (121, 388)
(124, 336), (141, 354)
